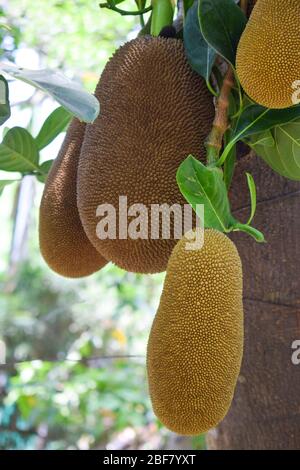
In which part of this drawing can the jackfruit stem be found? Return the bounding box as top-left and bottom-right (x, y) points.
(138, 13), (152, 36)
(205, 66), (235, 165)
(150, 0), (175, 36)
(240, 0), (248, 15)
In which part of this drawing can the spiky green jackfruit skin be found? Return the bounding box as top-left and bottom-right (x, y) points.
(77, 36), (214, 274)
(39, 119), (107, 278)
(237, 0), (300, 109)
(147, 229), (244, 435)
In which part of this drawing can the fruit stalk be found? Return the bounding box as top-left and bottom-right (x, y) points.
(150, 0), (175, 36)
(240, 0), (248, 14)
(205, 66), (235, 165)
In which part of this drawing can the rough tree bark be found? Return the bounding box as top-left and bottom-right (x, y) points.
(207, 148), (300, 450)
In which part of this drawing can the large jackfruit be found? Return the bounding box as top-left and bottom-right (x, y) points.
(147, 229), (243, 435)
(237, 0), (300, 109)
(77, 36), (214, 274)
(39, 119), (107, 278)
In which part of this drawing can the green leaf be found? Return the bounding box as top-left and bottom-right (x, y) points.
(248, 121), (300, 181)
(36, 160), (54, 183)
(0, 64), (100, 123)
(184, 1), (216, 82)
(0, 179), (17, 195)
(0, 127), (39, 172)
(233, 223), (265, 243)
(223, 143), (236, 190)
(274, 124), (300, 178)
(219, 104), (300, 165)
(245, 129), (274, 148)
(198, 0), (247, 66)
(177, 154), (265, 242)
(183, 0), (195, 15)
(177, 154), (235, 231)
(245, 172), (256, 225)
(35, 107), (72, 150)
(235, 104), (300, 139)
(0, 75), (10, 126)
(2, 126), (10, 138)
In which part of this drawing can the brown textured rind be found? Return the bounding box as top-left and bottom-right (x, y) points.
(147, 229), (244, 435)
(77, 37), (214, 274)
(237, 0), (300, 109)
(39, 118), (107, 278)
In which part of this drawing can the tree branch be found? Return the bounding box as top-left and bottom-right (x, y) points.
(205, 65), (235, 165)
(240, 0), (248, 15)
(99, 3), (152, 16)
(0, 354), (144, 369)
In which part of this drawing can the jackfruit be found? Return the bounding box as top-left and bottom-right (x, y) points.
(147, 229), (243, 435)
(236, 0), (300, 109)
(39, 118), (107, 278)
(77, 36), (214, 274)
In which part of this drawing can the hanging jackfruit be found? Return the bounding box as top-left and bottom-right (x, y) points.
(77, 36), (214, 274)
(237, 0), (300, 109)
(147, 229), (243, 435)
(39, 119), (107, 278)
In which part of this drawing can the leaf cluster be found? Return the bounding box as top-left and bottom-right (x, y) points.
(180, 0), (300, 242)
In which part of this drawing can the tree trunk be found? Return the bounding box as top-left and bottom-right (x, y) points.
(207, 149), (300, 450)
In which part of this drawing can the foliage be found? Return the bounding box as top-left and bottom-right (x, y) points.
(0, 0), (140, 196)
(3, 0), (139, 75)
(198, 0), (246, 66)
(0, 256), (165, 449)
(0, 107), (71, 187)
(177, 155), (263, 241)
(1, 65), (99, 123)
(180, 0), (300, 244)
(247, 124), (300, 180)
(219, 104), (300, 165)
(184, 1), (216, 87)
(0, 6), (21, 63)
